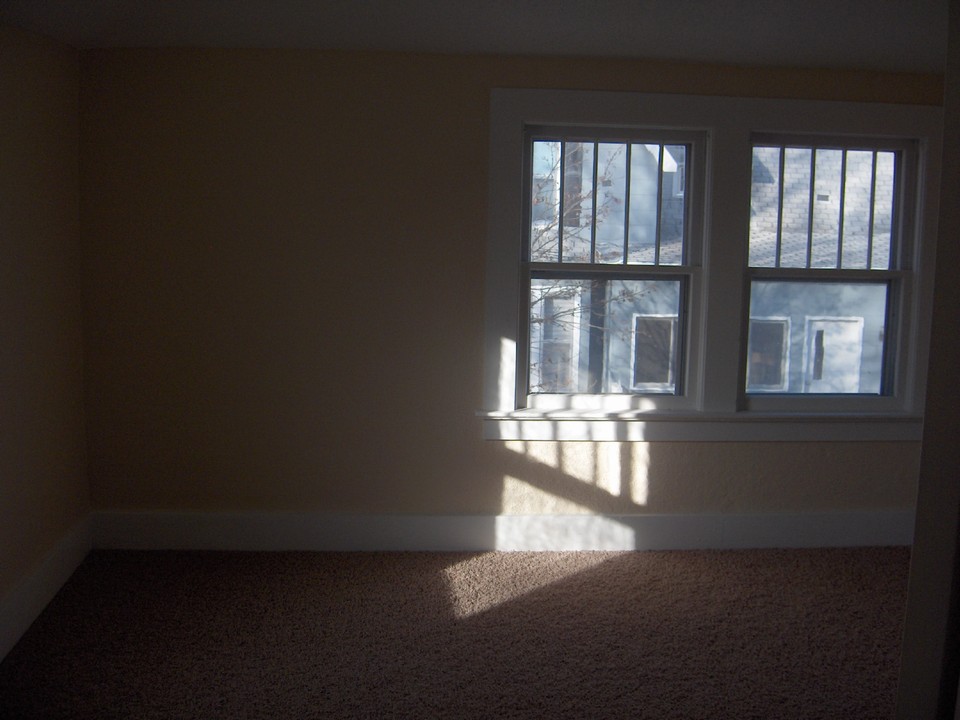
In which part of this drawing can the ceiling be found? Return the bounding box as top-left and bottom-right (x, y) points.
(0, 0), (948, 74)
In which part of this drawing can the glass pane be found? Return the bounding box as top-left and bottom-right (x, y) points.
(528, 278), (681, 394)
(658, 144), (686, 265)
(840, 151), (874, 269)
(595, 143), (627, 264)
(872, 152), (896, 269)
(780, 148), (813, 268)
(627, 144), (660, 264)
(810, 149), (842, 268)
(749, 146), (781, 267)
(530, 140), (560, 262)
(747, 281), (889, 394)
(561, 142), (595, 263)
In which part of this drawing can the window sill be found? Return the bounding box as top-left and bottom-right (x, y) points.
(478, 410), (923, 442)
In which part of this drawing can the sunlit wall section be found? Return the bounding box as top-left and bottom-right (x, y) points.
(501, 440), (650, 514)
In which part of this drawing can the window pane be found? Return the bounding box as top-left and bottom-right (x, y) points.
(840, 150), (874, 269)
(529, 137), (690, 268)
(628, 144), (659, 264)
(811, 149), (842, 268)
(529, 278), (681, 394)
(780, 148), (813, 268)
(530, 140), (560, 262)
(749, 146), (781, 267)
(561, 142), (595, 263)
(750, 143), (899, 271)
(872, 152), (896, 269)
(595, 143), (627, 264)
(747, 281), (888, 394)
(658, 144), (686, 265)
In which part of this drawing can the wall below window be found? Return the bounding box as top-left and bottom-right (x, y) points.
(77, 48), (939, 521)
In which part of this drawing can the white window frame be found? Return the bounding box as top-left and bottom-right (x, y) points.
(480, 89), (941, 442)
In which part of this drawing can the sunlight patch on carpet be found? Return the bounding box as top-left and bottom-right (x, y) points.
(442, 551), (612, 619)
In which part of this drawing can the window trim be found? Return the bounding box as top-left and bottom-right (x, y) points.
(480, 89), (941, 442)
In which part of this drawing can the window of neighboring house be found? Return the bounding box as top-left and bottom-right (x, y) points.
(633, 314), (679, 391)
(673, 160), (685, 198)
(746, 318), (790, 392)
(481, 89), (940, 441)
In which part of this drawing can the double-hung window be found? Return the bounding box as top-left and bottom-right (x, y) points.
(745, 138), (915, 410)
(481, 89), (941, 441)
(523, 130), (704, 408)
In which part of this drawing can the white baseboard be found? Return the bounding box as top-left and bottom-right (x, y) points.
(92, 509), (916, 552)
(0, 517), (92, 662)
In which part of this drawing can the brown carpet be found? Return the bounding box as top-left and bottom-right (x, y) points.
(0, 547), (908, 719)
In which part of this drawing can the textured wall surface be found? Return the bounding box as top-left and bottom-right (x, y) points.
(78, 48), (939, 516)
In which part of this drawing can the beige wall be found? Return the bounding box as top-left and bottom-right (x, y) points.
(79, 48), (940, 516)
(0, 27), (87, 598)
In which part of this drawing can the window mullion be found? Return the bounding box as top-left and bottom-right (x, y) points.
(806, 149), (816, 269)
(700, 124), (752, 414)
(838, 150), (848, 268)
(590, 142), (599, 263)
(655, 144), (664, 265)
(776, 147), (785, 268)
(622, 143), (632, 264)
(557, 141), (566, 263)
(867, 151), (878, 270)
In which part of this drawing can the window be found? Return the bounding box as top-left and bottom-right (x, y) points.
(745, 141), (908, 400)
(746, 318), (790, 392)
(672, 161), (685, 198)
(521, 130), (703, 412)
(633, 314), (679, 391)
(482, 90), (941, 441)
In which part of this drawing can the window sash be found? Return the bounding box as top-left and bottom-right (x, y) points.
(744, 279), (894, 396)
(518, 127), (702, 409)
(525, 128), (699, 270)
(749, 144), (902, 271)
(742, 136), (917, 404)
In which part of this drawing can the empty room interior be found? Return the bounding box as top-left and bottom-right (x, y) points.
(2, 1), (960, 717)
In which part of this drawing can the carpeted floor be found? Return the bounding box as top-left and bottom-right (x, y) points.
(0, 547), (909, 719)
